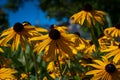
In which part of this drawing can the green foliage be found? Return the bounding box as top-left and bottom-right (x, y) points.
(0, 9), (9, 32)
(4, 0), (33, 12)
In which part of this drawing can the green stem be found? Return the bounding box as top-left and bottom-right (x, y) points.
(23, 51), (30, 80)
(90, 27), (99, 51)
(31, 52), (39, 80)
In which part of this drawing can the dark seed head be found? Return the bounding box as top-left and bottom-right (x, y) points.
(13, 22), (24, 32)
(118, 44), (120, 48)
(83, 3), (93, 12)
(89, 41), (93, 45)
(115, 23), (120, 29)
(74, 32), (81, 37)
(105, 64), (116, 73)
(49, 29), (60, 40)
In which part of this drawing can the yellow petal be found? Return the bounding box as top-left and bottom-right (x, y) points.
(91, 71), (106, 80)
(0, 48), (4, 53)
(105, 49), (119, 58)
(0, 28), (13, 37)
(86, 70), (102, 75)
(113, 52), (120, 63)
(93, 60), (105, 66)
(30, 34), (48, 41)
(15, 34), (20, 51)
(86, 13), (92, 27)
(88, 64), (104, 69)
(35, 27), (48, 32)
(80, 12), (86, 25)
(1, 32), (15, 46)
(34, 38), (51, 54)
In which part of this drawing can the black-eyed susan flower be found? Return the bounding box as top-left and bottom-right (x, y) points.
(71, 32), (87, 51)
(98, 33), (115, 46)
(31, 26), (77, 61)
(97, 33), (118, 52)
(86, 56), (120, 80)
(0, 22), (44, 51)
(47, 61), (60, 79)
(71, 4), (106, 27)
(102, 44), (120, 63)
(0, 68), (17, 80)
(20, 73), (28, 80)
(104, 24), (120, 37)
(84, 40), (96, 55)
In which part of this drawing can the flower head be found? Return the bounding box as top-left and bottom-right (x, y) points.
(83, 40), (96, 55)
(104, 24), (120, 37)
(71, 32), (87, 51)
(31, 26), (77, 61)
(0, 22), (42, 51)
(102, 44), (120, 63)
(86, 56), (120, 80)
(47, 61), (61, 79)
(71, 4), (106, 27)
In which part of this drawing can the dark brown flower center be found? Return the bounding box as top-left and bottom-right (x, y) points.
(83, 4), (93, 12)
(13, 22), (24, 32)
(105, 64), (116, 73)
(115, 24), (120, 29)
(49, 29), (60, 40)
(74, 32), (81, 37)
(90, 41), (93, 45)
(118, 44), (120, 48)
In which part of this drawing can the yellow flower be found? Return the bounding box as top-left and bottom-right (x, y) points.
(84, 40), (96, 55)
(0, 22), (42, 51)
(47, 61), (60, 79)
(20, 73), (28, 80)
(104, 24), (120, 37)
(71, 4), (106, 27)
(86, 56), (120, 80)
(0, 68), (17, 80)
(103, 44), (120, 63)
(31, 26), (77, 61)
(97, 33), (118, 52)
(71, 32), (87, 51)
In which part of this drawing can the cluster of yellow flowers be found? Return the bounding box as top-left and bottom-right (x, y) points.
(0, 3), (120, 80)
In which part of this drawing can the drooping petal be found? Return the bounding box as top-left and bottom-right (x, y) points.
(93, 60), (106, 66)
(113, 52), (120, 63)
(88, 64), (104, 69)
(86, 70), (102, 75)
